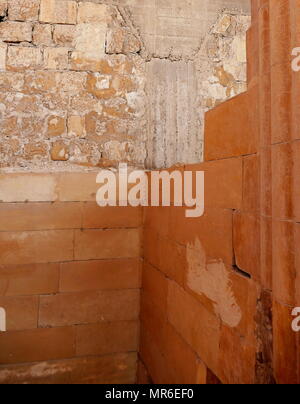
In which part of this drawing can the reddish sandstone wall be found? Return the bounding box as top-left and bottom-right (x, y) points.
(140, 157), (260, 384)
(0, 173), (142, 384)
(139, 0), (300, 385)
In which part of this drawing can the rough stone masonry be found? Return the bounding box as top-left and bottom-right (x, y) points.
(0, 0), (146, 170)
(0, 0), (250, 171)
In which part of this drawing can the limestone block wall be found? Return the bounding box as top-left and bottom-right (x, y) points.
(0, 0), (251, 171)
(0, 172), (142, 384)
(0, 0), (147, 170)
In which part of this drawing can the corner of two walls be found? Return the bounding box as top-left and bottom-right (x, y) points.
(0, 0), (263, 385)
(145, 7), (251, 169)
(139, 0), (300, 385)
(140, 90), (263, 385)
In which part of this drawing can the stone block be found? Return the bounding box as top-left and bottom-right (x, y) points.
(8, 0), (39, 21)
(53, 24), (75, 47)
(40, 0), (77, 24)
(44, 47), (69, 70)
(0, 21), (32, 42)
(33, 24), (53, 46)
(7, 46), (42, 70)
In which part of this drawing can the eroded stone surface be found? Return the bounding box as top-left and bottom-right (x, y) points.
(8, 0), (39, 22)
(146, 11), (250, 168)
(0, 1), (7, 18)
(39, 0), (77, 25)
(0, 1), (249, 171)
(0, 0), (147, 170)
(0, 21), (32, 42)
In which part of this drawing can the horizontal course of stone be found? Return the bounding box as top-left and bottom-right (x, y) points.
(0, 171), (142, 384)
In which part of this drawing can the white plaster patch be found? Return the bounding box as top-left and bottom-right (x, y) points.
(186, 238), (242, 328)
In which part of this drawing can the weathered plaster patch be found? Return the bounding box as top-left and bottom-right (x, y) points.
(187, 238), (242, 328)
